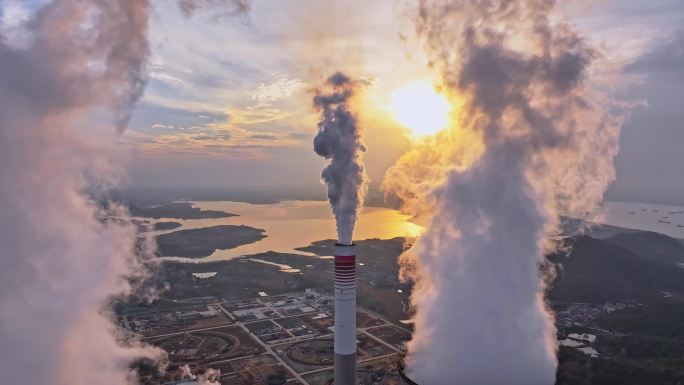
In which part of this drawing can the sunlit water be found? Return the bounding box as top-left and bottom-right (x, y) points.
(148, 200), (423, 263)
(146, 200), (684, 266)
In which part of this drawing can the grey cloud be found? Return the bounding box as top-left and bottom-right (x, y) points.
(194, 131), (232, 141)
(130, 103), (227, 133)
(627, 29), (684, 78)
(249, 133), (277, 140)
(607, 28), (684, 204)
(289, 132), (312, 140)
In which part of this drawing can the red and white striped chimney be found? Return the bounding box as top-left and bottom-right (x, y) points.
(334, 243), (356, 385)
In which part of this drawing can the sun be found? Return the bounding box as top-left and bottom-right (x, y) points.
(389, 81), (451, 136)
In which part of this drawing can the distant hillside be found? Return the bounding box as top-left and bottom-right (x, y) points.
(129, 202), (235, 219)
(604, 231), (684, 267)
(549, 235), (684, 303)
(559, 217), (643, 239)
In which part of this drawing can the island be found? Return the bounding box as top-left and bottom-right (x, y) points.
(152, 221), (182, 231)
(156, 225), (266, 258)
(135, 220), (182, 232)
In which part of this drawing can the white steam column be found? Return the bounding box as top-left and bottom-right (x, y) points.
(312, 73), (366, 384)
(334, 243), (357, 385)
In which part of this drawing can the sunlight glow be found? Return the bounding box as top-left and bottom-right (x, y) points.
(389, 81), (451, 136)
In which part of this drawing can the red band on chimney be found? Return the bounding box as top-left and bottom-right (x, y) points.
(334, 255), (356, 262)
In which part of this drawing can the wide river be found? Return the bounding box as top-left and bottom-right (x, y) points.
(149, 200), (684, 263)
(151, 200), (423, 262)
(586, 201), (684, 239)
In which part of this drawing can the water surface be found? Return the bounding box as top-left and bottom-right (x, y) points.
(151, 200), (422, 262)
(584, 201), (684, 239)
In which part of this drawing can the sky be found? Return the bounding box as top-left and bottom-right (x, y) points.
(2, 0), (683, 203)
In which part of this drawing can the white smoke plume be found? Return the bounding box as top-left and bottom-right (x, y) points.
(313, 72), (368, 245)
(0, 1), (248, 384)
(383, 1), (623, 384)
(179, 364), (196, 379)
(198, 368), (222, 385)
(178, 364), (221, 384)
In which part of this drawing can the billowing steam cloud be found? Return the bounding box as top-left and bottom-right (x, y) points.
(0, 1), (247, 384)
(178, 0), (251, 17)
(178, 365), (221, 384)
(384, 1), (623, 384)
(314, 73), (368, 245)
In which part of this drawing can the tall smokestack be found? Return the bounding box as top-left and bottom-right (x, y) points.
(313, 72), (367, 384)
(334, 243), (357, 385)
